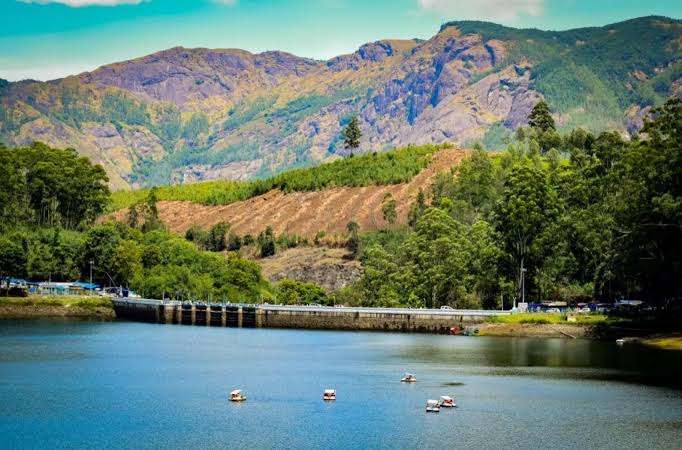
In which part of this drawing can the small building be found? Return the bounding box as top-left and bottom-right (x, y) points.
(33, 281), (101, 296)
(70, 282), (100, 293)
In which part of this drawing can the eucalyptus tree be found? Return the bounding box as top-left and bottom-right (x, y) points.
(494, 161), (558, 302)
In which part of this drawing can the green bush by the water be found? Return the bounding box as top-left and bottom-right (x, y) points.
(111, 144), (447, 210)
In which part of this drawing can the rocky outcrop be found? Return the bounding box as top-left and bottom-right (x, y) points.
(327, 39), (418, 71)
(258, 247), (362, 292)
(269, 263), (362, 292)
(625, 105), (653, 136)
(121, 126), (165, 161)
(358, 30), (513, 147)
(170, 159), (263, 184)
(83, 123), (124, 150)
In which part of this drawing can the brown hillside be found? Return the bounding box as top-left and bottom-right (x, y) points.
(119, 148), (469, 237)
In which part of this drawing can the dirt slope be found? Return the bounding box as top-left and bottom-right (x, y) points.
(119, 148), (469, 237)
(257, 247), (361, 291)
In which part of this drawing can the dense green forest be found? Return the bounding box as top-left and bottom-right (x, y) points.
(0, 145), (271, 301)
(339, 99), (681, 309)
(111, 143), (446, 210)
(0, 142), (110, 229)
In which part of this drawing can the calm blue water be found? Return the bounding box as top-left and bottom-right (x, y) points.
(1, 319), (681, 449)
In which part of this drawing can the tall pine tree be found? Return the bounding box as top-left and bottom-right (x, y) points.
(528, 101), (556, 133)
(342, 116), (362, 156)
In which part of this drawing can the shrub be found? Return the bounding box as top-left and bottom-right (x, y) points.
(275, 279), (328, 305)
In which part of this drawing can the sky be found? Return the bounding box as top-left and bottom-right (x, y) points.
(1, 0), (681, 81)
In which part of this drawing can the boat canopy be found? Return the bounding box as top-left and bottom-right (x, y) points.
(427, 399), (439, 406)
(324, 389), (336, 394)
(440, 396), (453, 402)
(230, 390), (242, 396)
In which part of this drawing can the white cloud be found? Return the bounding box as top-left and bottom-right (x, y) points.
(417, 0), (544, 23)
(18, 0), (142, 7)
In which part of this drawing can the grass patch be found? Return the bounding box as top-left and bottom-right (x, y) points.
(0, 296), (113, 310)
(487, 313), (614, 325)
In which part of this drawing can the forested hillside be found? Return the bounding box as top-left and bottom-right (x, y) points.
(342, 99), (681, 309)
(0, 16), (680, 189)
(0, 98), (680, 309)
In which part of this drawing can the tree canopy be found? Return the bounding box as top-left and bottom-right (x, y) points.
(528, 101), (556, 133)
(0, 142), (110, 229)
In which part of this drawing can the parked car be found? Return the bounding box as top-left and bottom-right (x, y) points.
(440, 306), (453, 310)
(546, 308), (561, 313)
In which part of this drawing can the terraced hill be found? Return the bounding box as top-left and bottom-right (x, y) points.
(112, 146), (469, 237)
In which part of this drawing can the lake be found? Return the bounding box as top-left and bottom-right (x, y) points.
(1, 319), (681, 449)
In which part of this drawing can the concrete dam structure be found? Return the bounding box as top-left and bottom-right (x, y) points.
(112, 299), (509, 333)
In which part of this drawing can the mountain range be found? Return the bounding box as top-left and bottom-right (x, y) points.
(1, 16), (680, 190)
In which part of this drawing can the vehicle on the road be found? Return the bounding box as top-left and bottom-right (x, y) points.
(440, 305), (453, 310)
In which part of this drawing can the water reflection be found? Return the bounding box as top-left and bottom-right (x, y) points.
(392, 335), (682, 387)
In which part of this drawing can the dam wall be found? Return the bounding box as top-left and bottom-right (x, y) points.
(112, 299), (509, 334)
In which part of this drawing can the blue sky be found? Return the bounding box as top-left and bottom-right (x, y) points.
(1, 0), (681, 81)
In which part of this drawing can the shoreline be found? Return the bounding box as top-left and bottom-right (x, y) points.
(0, 300), (585, 334)
(1, 298), (679, 347)
(0, 297), (115, 320)
(0, 307), (591, 337)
